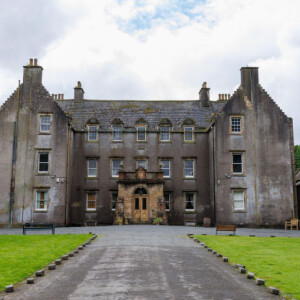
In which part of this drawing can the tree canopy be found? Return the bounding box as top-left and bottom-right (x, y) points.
(295, 145), (300, 170)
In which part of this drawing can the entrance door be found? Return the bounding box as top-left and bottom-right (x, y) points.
(133, 196), (149, 223)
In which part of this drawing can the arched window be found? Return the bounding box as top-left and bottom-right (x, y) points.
(134, 187), (147, 195)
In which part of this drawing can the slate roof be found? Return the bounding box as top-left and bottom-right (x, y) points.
(56, 99), (226, 131)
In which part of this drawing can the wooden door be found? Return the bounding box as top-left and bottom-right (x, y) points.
(133, 196), (149, 223)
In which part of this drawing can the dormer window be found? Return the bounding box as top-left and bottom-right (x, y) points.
(184, 127), (194, 141)
(160, 126), (170, 141)
(137, 126), (146, 141)
(88, 125), (98, 141)
(112, 125), (122, 141)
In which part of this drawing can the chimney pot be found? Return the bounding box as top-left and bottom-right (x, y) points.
(62, 94), (64, 99)
(228, 94), (231, 99)
(34, 58), (38, 66)
(225, 94), (227, 100)
(54, 94), (57, 100)
(29, 58), (33, 66)
(218, 94), (221, 100)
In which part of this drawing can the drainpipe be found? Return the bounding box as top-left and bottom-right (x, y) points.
(65, 124), (71, 226)
(212, 124), (216, 226)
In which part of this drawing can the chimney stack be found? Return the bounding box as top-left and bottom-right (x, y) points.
(240, 67), (259, 102)
(23, 58), (43, 85)
(74, 81), (84, 101)
(199, 82), (210, 107)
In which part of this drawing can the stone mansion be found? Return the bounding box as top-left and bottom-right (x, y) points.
(0, 59), (297, 227)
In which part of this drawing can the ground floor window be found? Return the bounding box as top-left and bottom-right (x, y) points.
(36, 191), (48, 210)
(111, 192), (117, 211)
(87, 192), (96, 211)
(185, 192), (195, 211)
(164, 192), (170, 211)
(233, 190), (246, 211)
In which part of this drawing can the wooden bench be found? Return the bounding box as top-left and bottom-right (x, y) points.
(216, 225), (237, 235)
(285, 219), (299, 230)
(23, 223), (55, 235)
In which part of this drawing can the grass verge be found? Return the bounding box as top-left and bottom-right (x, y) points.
(0, 234), (91, 291)
(194, 235), (300, 299)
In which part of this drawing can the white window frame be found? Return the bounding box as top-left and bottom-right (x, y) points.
(185, 192), (195, 212)
(40, 115), (51, 133)
(136, 160), (147, 169)
(160, 160), (171, 178)
(160, 126), (170, 142)
(87, 160), (97, 177)
(112, 159), (123, 178)
(136, 126), (146, 141)
(184, 159), (195, 178)
(86, 192), (97, 211)
(184, 126), (194, 141)
(232, 153), (243, 175)
(35, 190), (49, 211)
(164, 192), (170, 211)
(38, 152), (49, 173)
(111, 192), (118, 211)
(112, 125), (122, 141)
(233, 190), (246, 211)
(88, 125), (99, 141)
(230, 116), (243, 134)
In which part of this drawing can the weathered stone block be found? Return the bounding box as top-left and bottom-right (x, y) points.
(223, 257), (228, 262)
(249, 235), (255, 237)
(239, 267), (246, 274)
(82, 244), (86, 247)
(35, 270), (45, 277)
(27, 278), (34, 284)
(247, 272), (254, 279)
(196, 240), (200, 243)
(268, 287), (279, 295)
(194, 238), (198, 242)
(208, 248), (212, 252)
(48, 264), (56, 270)
(69, 252), (74, 257)
(62, 255), (68, 260)
(212, 250), (217, 255)
(5, 285), (13, 292)
(216, 253), (223, 258)
(235, 263), (246, 269)
(256, 278), (265, 286)
(55, 259), (62, 265)
(74, 250), (79, 254)
(200, 242), (205, 246)
(203, 245), (207, 248)
(78, 246), (84, 250)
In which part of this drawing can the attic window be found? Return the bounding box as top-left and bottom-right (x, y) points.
(88, 126), (98, 141)
(40, 115), (51, 133)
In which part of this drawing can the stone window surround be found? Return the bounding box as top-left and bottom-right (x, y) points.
(136, 125), (147, 142)
(183, 159), (195, 179)
(160, 126), (171, 142)
(183, 126), (194, 142)
(164, 192), (171, 211)
(86, 192), (97, 211)
(112, 125), (123, 142)
(111, 158), (123, 178)
(87, 125), (99, 141)
(35, 189), (49, 211)
(111, 191), (118, 211)
(87, 159), (98, 178)
(184, 191), (196, 212)
(159, 159), (171, 178)
(39, 114), (52, 134)
(38, 152), (50, 174)
(136, 159), (147, 170)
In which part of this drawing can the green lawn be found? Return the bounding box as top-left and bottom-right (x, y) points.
(195, 235), (300, 299)
(0, 234), (91, 291)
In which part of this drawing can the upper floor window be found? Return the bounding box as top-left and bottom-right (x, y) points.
(36, 190), (48, 211)
(87, 192), (96, 211)
(230, 116), (243, 134)
(112, 125), (122, 141)
(88, 126), (98, 141)
(233, 190), (245, 211)
(184, 127), (194, 141)
(184, 160), (195, 178)
(137, 126), (146, 141)
(112, 159), (122, 177)
(136, 160), (147, 169)
(185, 192), (195, 211)
(87, 160), (97, 177)
(38, 153), (49, 173)
(232, 153), (243, 174)
(160, 160), (171, 178)
(40, 115), (51, 133)
(164, 192), (170, 211)
(160, 126), (170, 141)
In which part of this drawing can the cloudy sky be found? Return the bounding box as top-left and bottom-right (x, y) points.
(1, 0), (300, 143)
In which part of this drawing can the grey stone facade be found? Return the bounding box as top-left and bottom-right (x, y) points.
(0, 59), (297, 227)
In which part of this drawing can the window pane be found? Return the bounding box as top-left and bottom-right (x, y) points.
(88, 160), (97, 177)
(39, 153), (49, 172)
(142, 198), (147, 210)
(40, 116), (51, 132)
(234, 191), (245, 210)
(36, 191), (48, 210)
(185, 193), (195, 210)
(231, 118), (241, 132)
(164, 193), (170, 211)
(233, 154), (242, 173)
(87, 193), (96, 209)
(137, 160), (146, 169)
(88, 126), (98, 140)
(184, 160), (194, 177)
(112, 193), (117, 210)
(113, 126), (122, 141)
(160, 126), (170, 141)
(184, 127), (193, 141)
(112, 160), (122, 177)
(137, 126), (146, 141)
(161, 160), (170, 177)
(135, 198), (139, 210)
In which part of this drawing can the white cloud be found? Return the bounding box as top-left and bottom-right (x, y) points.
(1, 0), (300, 142)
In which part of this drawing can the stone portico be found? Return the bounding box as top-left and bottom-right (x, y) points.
(115, 167), (168, 225)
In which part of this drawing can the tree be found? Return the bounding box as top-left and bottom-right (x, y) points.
(295, 145), (300, 170)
